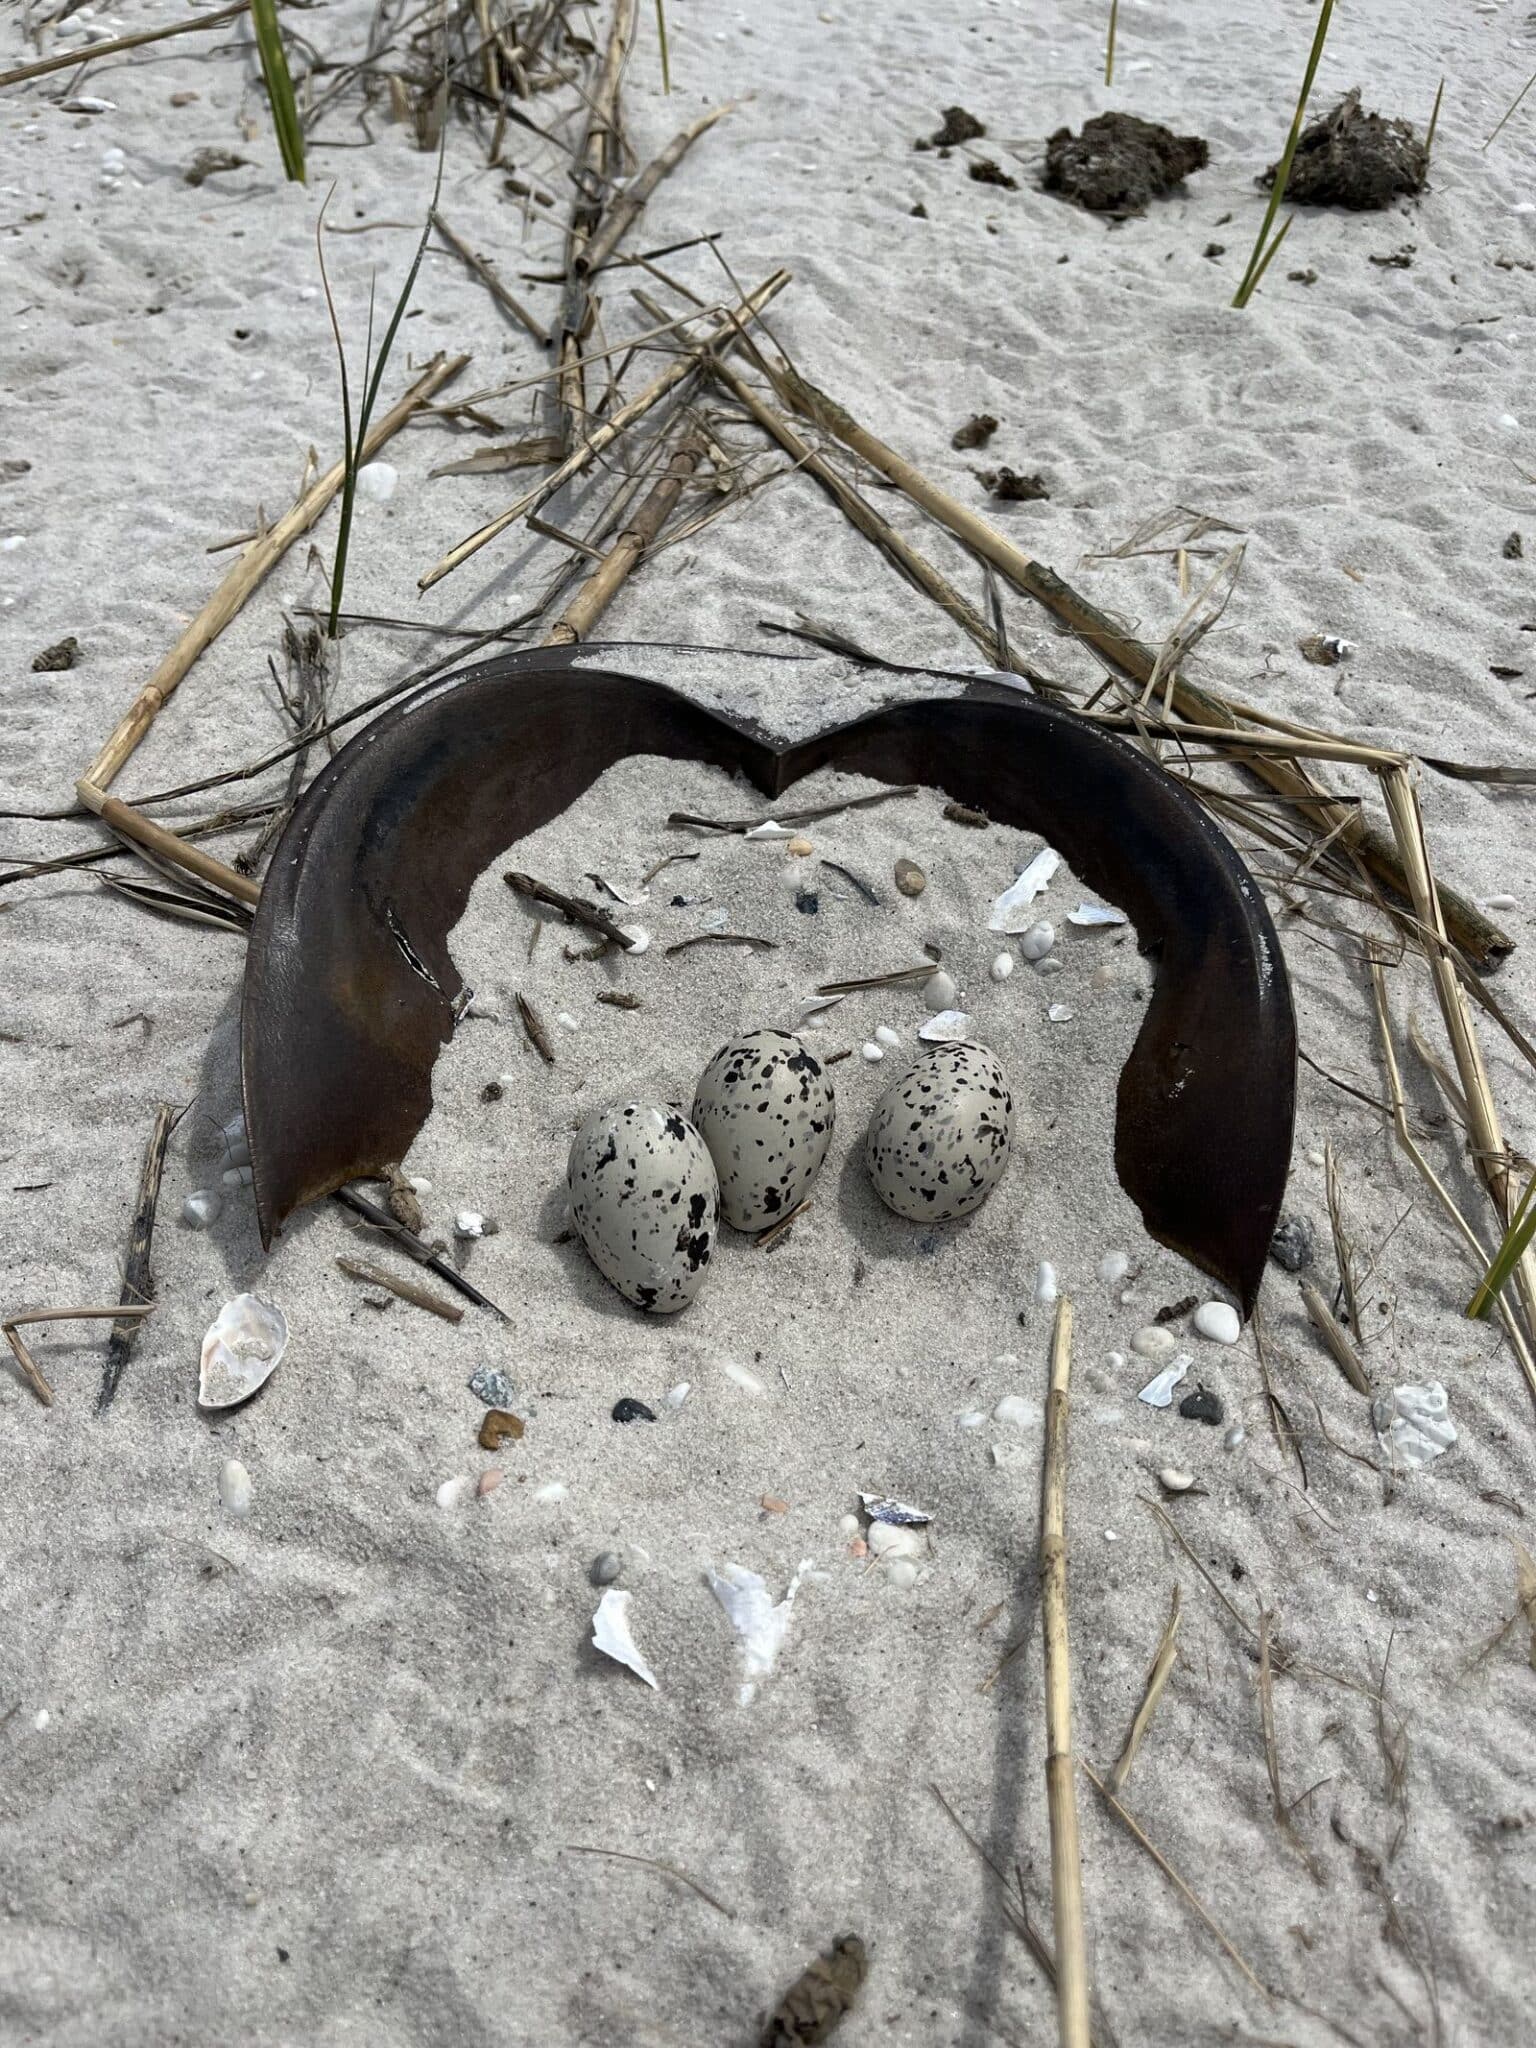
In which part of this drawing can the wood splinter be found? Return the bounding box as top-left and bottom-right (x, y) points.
(1040, 1295), (1091, 2048)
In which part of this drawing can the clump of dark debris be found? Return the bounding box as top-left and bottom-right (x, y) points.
(968, 157), (1017, 189)
(952, 413), (998, 450)
(31, 635), (80, 672)
(980, 468), (1050, 502)
(1262, 90), (1428, 210)
(1504, 532), (1524, 561)
(915, 105), (985, 150)
(1043, 111), (1208, 216)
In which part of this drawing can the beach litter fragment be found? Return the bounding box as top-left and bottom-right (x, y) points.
(592, 1588), (659, 1689)
(197, 1294), (288, 1409)
(1373, 1381), (1456, 1473)
(1138, 1355), (1192, 1408)
(708, 1560), (813, 1703)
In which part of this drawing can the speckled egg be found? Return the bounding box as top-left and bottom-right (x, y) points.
(865, 1042), (1013, 1222)
(567, 1102), (719, 1313)
(691, 1028), (836, 1232)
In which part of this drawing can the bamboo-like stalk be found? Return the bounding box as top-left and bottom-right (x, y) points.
(579, 101), (733, 275)
(419, 271), (789, 590)
(83, 352), (468, 793)
(77, 782), (260, 906)
(768, 361), (1511, 968)
(431, 211), (549, 344)
(543, 430), (705, 643)
(336, 1256), (464, 1322)
(1039, 1296), (1090, 2048)
(556, 0), (637, 444)
(0, 0), (250, 87)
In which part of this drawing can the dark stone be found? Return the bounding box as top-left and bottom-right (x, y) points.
(480, 1081), (504, 1102)
(611, 1397), (656, 1424)
(1179, 1384), (1224, 1426)
(1043, 112), (1208, 216)
(1154, 1293), (1199, 1324)
(794, 888), (819, 915)
(919, 105), (985, 149)
(1263, 92), (1427, 210)
(909, 200), (929, 218)
(1203, 242), (1226, 258)
(1504, 532), (1524, 561)
(1269, 1213), (1314, 1273)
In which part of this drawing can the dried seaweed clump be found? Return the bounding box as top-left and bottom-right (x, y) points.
(1043, 111), (1208, 216)
(1263, 91), (1428, 210)
(760, 1933), (868, 2045)
(915, 105), (985, 150)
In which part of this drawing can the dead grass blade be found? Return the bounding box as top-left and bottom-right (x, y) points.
(1105, 1584), (1181, 1796)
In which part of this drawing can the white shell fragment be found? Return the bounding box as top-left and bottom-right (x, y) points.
(218, 1459), (253, 1518)
(993, 1393), (1041, 1427)
(181, 1189), (222, 1230)
(859, 1492), (932, 1525)
(355, 461), (397, 502)
(918, 1009), (973, 1042)
(720, 1357), (765, 1397)
(1138, 1356), (1192, 1408)
(1067, 903), (1128, 927)
(616, 924), (650, 954)
(692, 1029), (835, 1232)
(1131, 1325), (1178, 1363)
(1194, 1300), (1241, 1344)
(1098, 1250), (1130, 1285)
(924, 969), (959, 1010)
(1046, 1004), (1075, 1023)
(874, 1025), (902, 1050)
(436, 1475), (474, 1509)
(866, 1041), (1013, 1222)
(989, 847), (1060, 932)
(454, 1210), (485, 1239)
(744, 820), (795, 840)
(793, 993), (845, 1028)
(1373, 1382), (1456, 1473)
(1019, 920), (1055, 961)
(592, 1588), (659, 1689)
(198, 1294), (288, 1409)
(567, 1101), (719, 1313)
(1158, 1467), (1195, 1493)
(1036, 1261), (1059, 1305)
(709, 1560), (812, 1704)
(990, 952), (1015, 981)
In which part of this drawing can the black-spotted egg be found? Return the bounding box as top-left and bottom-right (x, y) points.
(567, 1101), (719, 1313)
(691, 1029), (836, 1232)
(866, 1041), (1013, 1222)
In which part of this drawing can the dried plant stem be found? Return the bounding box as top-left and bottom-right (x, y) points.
(98, 1101), (183, 1412)
(1105, 1585), (1181, 1796)
(556, 0), (637, 444)
(770, 361), (1509, 968)
(431, 210), (549, 344)
(563, 1844), (734, 1919)
(581, 102), (733, 274)
(5, 1304), (156, 1409)
(1301, 1281), (1370, 1397)
(334, 1187), (508, 1320)
(1323, 1142), (1364, 1343)
(1039, 1297), (1090, 2048)
(0, 0), (249, 86)
(543, 429), (704, 643)
(335, 1257), (464, 1321)
(84, 352), (468, 793)
(76, 781), (261, 906)
(419, 271), (789, 589)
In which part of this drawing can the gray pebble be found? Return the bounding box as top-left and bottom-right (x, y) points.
(469, 1365), (516, 1409)
(589, 1551), (624, 1587)
(1268, 1213), (1314, 1273)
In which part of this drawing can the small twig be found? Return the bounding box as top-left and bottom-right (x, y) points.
(504, 870), (636, 948)
(336, 1257), (464, 1322)
(664, 931), (778, 956)
(666, 786), (919, 835)
(819, 860), (881, 906)
(756, 1200), (811, 1250)
(99, 1102), (184, 1412)
(1105, 1584), (1181, 1797)
(334, 1187), (508, 1320)
(516, 991), (556, 1065)
(816, 964), (935, 996)
(431, 209), (549, 345)
(639, 849), (700, 887)
(1040, 1296), (1090, 2048)
(0, 0), (250, 86)
(563, 1844), (735, 1919)
(5, 1304), (155, 1410)
(1324, 1142), (1365, 1343)
(1301, 1281), (1371, 1397)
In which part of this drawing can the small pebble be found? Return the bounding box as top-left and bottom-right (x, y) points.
(469, 1365), (516, 1408)
(839, 1512), (861, 1535)
(1223, 1423), (1247, 1450)
(454, 1210), (485, 1239)
(617, 925), (650, 954)
(1090, 964), (1117, 991)
(533, 1481), (567, 1503)
(1306, 1149), (1325, 1167)
(861, 1042), (885, 1063)
(1193, 1301), (1240, 1345)
(612, 1396), (656, 1423)
(887, 1558), (920, 1591)
(1483, 892), (1518, 911)
(1268, 1214), (1314, 1273)
(222, 1164), (254, 1187)
(1035, 957), (1065, 978)
(589, 1551), (624, 1586)
(33, 1710), (50, 1733)
(760, 1494), (789, 1514)
(477, 1470), (503, 1497)
(1103, 1529), (1119, 1543)
(1131, 1325), (1178, 1362)
(874, 1024), (901, 1049)
(219, 1459), (252, 1518)
(181, 1189), (222, 1229)
(557, 1010), (581, 1032)
(1178, 1384), (1224, 1425)
(1047, 1003), (1074, 1023)
(1098, 1250), (1130, 1285)
(664, 1380), (691, 1408)
(409, 1175), (433, 1194)
(895, 857), (927, 897)
(1158, 1466), (1195, 1493)
(957, 1409), (988, 1429)
(478, 1409), (523, 1450)
(1019, 920), (1054, 961)
(1035, 1260), (1059, 1305)
(436, 1475), (474, 1509)
(355, 461), (397, 502)
(990, 952), (1014, 981)
(785, 836), (814, 857)
(924, 968), (958, 1009)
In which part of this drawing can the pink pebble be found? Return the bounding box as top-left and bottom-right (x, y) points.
(478, 1470), (503, 1497)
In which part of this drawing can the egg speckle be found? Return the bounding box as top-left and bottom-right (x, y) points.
(865, 1041), (1014, 1222)
(692, 1028), (835, 1230)
(567, 1101), (719, 1312)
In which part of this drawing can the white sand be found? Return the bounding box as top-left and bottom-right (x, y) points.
(4, 2), (1536, 2043)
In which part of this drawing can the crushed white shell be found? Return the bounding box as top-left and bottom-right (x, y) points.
(1138, 1356), (1192, 1408)
(744, 821), (794, 840)
(1158, 1466), (1195, 1493)
(1373, 1381), (1456, 1472)
(664, 1381), (692, 1408)
(436, 1475), (474, 1509)
(1194, 1300), (1241, 1344)
(918, 1009), (972, 1042)
(1046, 1004), (1075, 1023)
(454, 1210), (484, 1239)
(1035, 1261), (1059, 1306)
(989, 848), (1060, 932)
(720, 1358), (765, 1396)
(219, 1460), (252, 1518)
(990, 953), (1014, 981)
(198, 1294), (288, 1409)
(181, 1189), (222, 1229)
(708, 1559), (813, 1704)
(617, 925), (650, 954)
(1068, 903), (1128, 927)
(592, 1588), (659, 1689)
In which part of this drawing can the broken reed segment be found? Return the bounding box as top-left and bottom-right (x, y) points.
(1104, 1583), (1181, 1796)
(99, 1102), (184, 1413)
(78, 780), (261, 909)
(542, 430), (707, 645)
(666, 786), (920, 833)
(1300, 1280), (1370, 1397)
(430, 210), (549, 345)
(555, 0), (637, 447)
(0, 0), (251, 87)
(6, 1304), (156, 1409)
(516, 992), (556, 1065)
(578, 101), (735, 275)
(504, 871), (636, 948)
(769, 358), (1510, 969)
(336, 1256), (464, 1321)
(1038, 1295), (1091, 2048)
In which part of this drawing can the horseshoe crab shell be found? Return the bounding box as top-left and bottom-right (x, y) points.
(198, 1293), (288, 1409)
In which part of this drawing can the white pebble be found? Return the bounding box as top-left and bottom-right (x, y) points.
(886, 1558), (920, 1591)
(1098, 1250), (1130, 1285)
(181, 1189), (222, 1229)
(721, 1358), (765, 1396)
(556, 1011), (580, 1032)
(1483, 894), (1518, 911)
(0, 535), (25, 553)
(957, 1409), (988, 1429)
(355, 461), (397, 502)
(839, 1512), (861, 1536)
(1103, 1529), (1119, 1543)
(874, 1024), (901, 1049)
(33, 1709), (50, 1733)
(1158, 1467), (1195, 1493)
(1131, 1325), (1177, 1363)
(618, 924), (650, 953)
(990, 952), (1014, 981)
(454, 1210), (484, 1238)
(664, 1380), (691, 1408)
(993, 1393), (1041, 1427)
(534, 1481), (567, 1503)
(1307, 1149), (1325, 1167)
(408, 1175), (433, 1194)
(1194, 1300), (1240, 1344)
(861, 1041), (885, 1063)
(1499, 414), (1521, 431)
(219, 1459), (253, 1518)
(221, 1164), (253, 1188)
(1223, 1423), (1246, 1450)
(1106, 1351), (1126, 1372)
(924, 969), (958, 1009)
(1046, 1003), (1075, 1023)
(1019, 920), (1055, 961)
(1035, 1260), (1059, 1305)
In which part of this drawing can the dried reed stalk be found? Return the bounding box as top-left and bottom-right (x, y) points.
(1323, 1142), (1364, 1343)
(76, 781), (261, 906)
(5, 1303), (155, 1409)
(431, 210), (549, 344)
(580, 102), (733, 274)
(0, 0), (250, 86)
(1105, 1584), (1181, 1796)
(419, 272), (788, 589)
(543, 429), (705, 642)
(1300, 1281), (1370, 1397)
(556, 0), (636, 443)
(83, 353), (467, 793)
(336, 1256), (464, 1321)
(769, 362), (1509, 968)
(1039, 1296), (1090, 2048)
(98, 1101), (183, 1411)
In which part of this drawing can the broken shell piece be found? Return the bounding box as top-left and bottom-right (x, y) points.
(592, 1588), (658, 1689)
(1157, 1466), (1195, 1493)
(1372, 1381), (1456, 1472)
(436, 1474), (474, 1508)
(454, 1209), (485, 1239)
(1098, 1250), (1130, 1285)
(745, 820), (794, 840)
(1019, 919), (1055, 961)
(198, 1293), (288, 1409)
(219, 1459), (252, 1518)
(918, 1009), (972, 1042)
(1138, 1355), (1192, 1408)
(894, 857), (926, 897)
(1067, 903), (1128, 927)
(1036, 1260), (1059, 1305)
(616, 924), (650, 954)
(993, 1393), (1041, 1427)
(990, 952), (1015, 981)
(477, 1469), (503, 1497)
(858, 1492), (932, 1525)
(924, 969), (958, 1009)
(1299, 633), (1352, 666)
(1131, 1324), (1178, 1363)
(794, 993), (845, 1028)
(181, 1189), (222, 1229)
(989, 847), (1060, 932)
(1046, 1003), (1075, 1023)
(708, 1559), (811, 1704)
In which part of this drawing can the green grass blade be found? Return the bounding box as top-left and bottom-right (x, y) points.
(1467, 1172), (1536, 1320)
(251, 0), (305, 184)
(1232, 0), (1335, 308)
(1483, 64), (1535, 151)
(655, 0), (672, 93)
(1424, 76), (1445, 162)
(1104, 0), (1118, 87)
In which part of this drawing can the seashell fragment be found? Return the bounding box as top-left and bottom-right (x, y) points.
(1131, 1324), (1178, 1363)
(198, 1294), (288, 1409)
(708, 1559), (812, 1704)
(1137, 1355), (1192, 1408)
(181, 1189), (222, 1229)
(1372, 1381), (1456, 1473)
(1067, 903), (1128, 927)
(1158, 1466), (1195, 1493)
(874, 1025), (902, 1050)
(218, 1459), (252, 1518)
(918, 1009), (973, 1042)
(592, 1588), (658, 1688)
(924, 969), (958, 1010)
(989, 847), (1059, 932)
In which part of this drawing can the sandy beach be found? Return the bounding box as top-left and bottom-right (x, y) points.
(4, 1), (1536, 2043)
